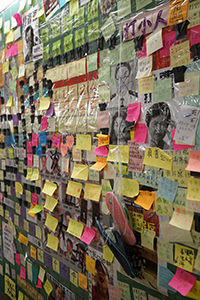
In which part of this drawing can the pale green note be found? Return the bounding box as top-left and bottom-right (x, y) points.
(52, 40), (61, 57)
(87, 0), (99, 21)
(110, 44), (120, 65)
(88, 20), (99, 42)
(41, 27), (49, 44)
(121, 40), (136, 62)
(75, 28), (85, 48)
(9, 80), (16, 93)
(117, 0), (131, 19)
(74, 6), (85, 27)
(64, 34), (73, 52)
(43, 45), (49, 62)
(63, 14), (73, 32)
(11, 66), (18, 80)
(98, 66), (110, 84)
(100, 48), (111, 67)
(87, 53), (98, 72)
(154, 78), (172, 102)
(136, 0), (152, 11)
(101, 16), (116, 42)
(52, 20), (60, 39)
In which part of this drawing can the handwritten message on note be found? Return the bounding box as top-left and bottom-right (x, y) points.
(143, 147), (173, 170)
(154, 78), (172, 102)
(139, 75), (154, 95)
(169, 267), (196, 296)
(157, 177), (178, 203)
(186, 151), (200, 172)
(80, 226), (96, 245)
(155, 195), (173, 217)
(118, 281), (131, 300)
(157, 240), (174, 264)
(136, 56), (152, 79)
(168, 0), (189, 25)
(84, 183), (102, 202)
(170, 41), (190, 68)
(179, 76), (199, 97)
(141, 229), (155, 250)
(146, 29), (163, 56)
(76, 134), (92, 150)
(187, 177), (200, 201)
(174, 244), (194, 272)
(158, 265), (176, 292)
(188, 0), (200, 28)
(67, 219), (84, 238)
(66, 180), (82, 198)
(169, 207), (194, 231)
(108, 284), (121, 300)
(132, 288), (147, 300)
(160, 31), (178, 58)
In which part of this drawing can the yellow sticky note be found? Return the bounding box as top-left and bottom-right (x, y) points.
(42, 180), (57, 196)
(35, 225), (42, 239)
(103, 245), (114, 263)
(155, 195), (173, 217)
(66, 180), (82, 198)
(187, 177), (200, 201)
(15, 182), (23, 195)
(67, 218), (84, 238)
(76, 134), (92, 150)
(30, 168), (40, 181)
(28, 205), (42, 214)
(30, 245), (36, 260)
(90, 162), (107, 171)
(169, 207), (194, 231)
(86, 255), (95, 275)
(141, 229), (155, 250)
(52, 257), (60, 274)
(122, 178), (139, 198)
(84, 183), (102, 201)
(44, 195), (58, 212)
(102, 179), (112, 197)
(46, 234), (59, 251)
(6, 96), (14, 107)
(44, 279), (53, 296)
(18, 291), (23, 300)
(195, 248), (200, 271)
(71, 164), (89, 181)
(187, 280), (200, 299)
(139, 75), (154, 95)
(134, 191), (155, 210)
(170, 41), (190, 68)
(6, 30), (14, 44)
(5, 275), (16, 300)
(39, 97), (50, 111)
(174, 244), (194, 272)
(37, 248), (44, 263)
(38, 267), (45, 282)
(3, 61), (9, 74)
(45, 213), (58, 232)
(26, 168), (33, 180)
(70, 268), (78, 287)
(107, 145), (129, 164)
(8, 148), (14, 159)
(78, 272), (88, 291)
(143, 147), (173, 170)
(18, 233), (28, 246)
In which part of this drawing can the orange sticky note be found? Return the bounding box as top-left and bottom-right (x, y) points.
(168, 0), (189, 26)
(18, 233), (29, 246)
(134, 191), (155, 210)
(86, 255), (95, 275)
(28, 203), (36, 217)
(30, 245), (36, 260)
(97, 134), (110, 147)
(78, 272), (88, 291)
(185, 151), (200, 172)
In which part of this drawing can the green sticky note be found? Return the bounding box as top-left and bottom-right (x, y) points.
(43, 45), (49, 62)
(136, 0), (152, 11)
(87, 0), (99, 21)
(41, 27), (49, 44)
(9, 80), (16, 93)
(74, 7), (85, 27)
(11, 66), (18, 80)
(75, 28), (85, 48)
(52, 40), (61, 58)
(63, 14), (73, 32)
(110, 44), (120, 65)
(98, 66), (110, 84)
(64, 34), (73, 52)
(101, 16), (116, 42)
(121, 40), (136, 62)
(100, 49), (111, 67)
(87, 53), (97, 72)
(70, 0), (79, 16)
(52, 20), (60, 39)
(117, 0), (131, 19)
(88, 20), (99, 42)
(154, 78), (172, 102)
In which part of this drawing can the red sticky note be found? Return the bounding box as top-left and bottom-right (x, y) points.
(32, 193), (38, 205)
(27, 141), (32, 153)
(15, 253), (21, 265)
(36, 278), (43, 289)
(32, 134), (38, 147)
(80, 226), (96, 245)
(41, 116), (48, 130)
(169, 267), (196, 296)
(190, 25), (200, 47)
(27, 154), (33, 166)
(126, 103), (141, 122)
(20, 266), (26, 280)
(133, 123), (147, 143)
(52, 133), (61, 149)
(160, 31), (178, 58)
(13, 13), (22, 27)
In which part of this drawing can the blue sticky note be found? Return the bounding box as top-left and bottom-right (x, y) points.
(36, 144), (42, 158)
(5, 136), (10, 146)
(158, 265), (176, 293)
(157, 177), (178, 203)
(39, 132), (47, 146)
(23, 84), (29, 96)
(32, 265), (38, 285)
(19, 134), (23, 146)
(33, 90), (39, 102)
(11, 134), (16, 147)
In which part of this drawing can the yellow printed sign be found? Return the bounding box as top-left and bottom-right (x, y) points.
(44, 195), (58, 212)
(52, 258), (60, 274)
(44, 279), (53, 296)
(46, 234), (59, 251)
(30, 168), (40, 181)
(39, 97), (51, 111)
(187, 177), (200, 201)
(84, 183), (102, 201)
(122, 178), (139, 198)
(30, 245), (36, 260)
(143, 147), (173, 170)
(97, 134), (110, 147)
(15, 182), (23, 195)
(67, 218), (84, 238)
(103, 245), (114, 263)
(168, 0), (189, 25)
(76, 134), (92, 150)
(42, 180), (57, 196)
(107, 145), (129, 164)
(26, 168), (33, 180)
(18, 233), (28, 246)
(71, 164), (89, 181)
(66, 180), (82, 198)
(174, 243), (194, 272)
(170, 41), (190, 69)
(5, 275), (16, 300)
(86, 255), (95, 275)
(45, 213), (58, 232)
(78, 272), (88, 291)
(70, 268), (78, 287)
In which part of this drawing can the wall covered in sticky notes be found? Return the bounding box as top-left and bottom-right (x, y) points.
(1, 0), (200, 300)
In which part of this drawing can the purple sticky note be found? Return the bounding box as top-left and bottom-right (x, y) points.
(60, 263), (68, 280)
(45, 253), (52, 268)
(21, 193), (26, 201)
(16, 174), (21, 182)
(29, 222), (35, 236)
(46, 102), (54, 117)
(11, 186), (16, 197)
(10, 212), (14, 222)
(21, 206), (26, 218)
(19, 217), (24, 229)
(12, 115), (19, 126)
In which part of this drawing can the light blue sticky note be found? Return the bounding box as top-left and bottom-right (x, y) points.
(158, 265), (176, 293)
(36, 145), (42, 158)
(39, 132), (47, 146)
(157, 177), (178, 203)
(19, 134), (23, 146)
(5, 136), (10, 146)
(32, 265), (38, 285)
(11, 134), (16, 147)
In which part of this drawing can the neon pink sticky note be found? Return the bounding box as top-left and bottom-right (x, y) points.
(11, 43), (18, 57)
(190, 25), (200, 47)
(27, 141), (32, 153)
(0, 193), (3, 203)
(169, 267), (196, 296)
(13, 13), (22, 27)
(80, 226), (96, 245)
(41, 116), (48, 130)
(160, 31), (178, 58)
(46, 102), (54, 117)
(126, 102), (141, 122)
(32, 134), (38, 147)
(27, 154), (33, 166)
(133, 123), (147, 143)
(172, 129), (194, 151)
(36, 278), (43, 289)
(20, 266), (26, 280)
(52, 133), (61, 149)
(32, 193), (38, 205)
(94, 146), (108, 157)
(15, 253), (21, 265)
(6, 46), (12, 58)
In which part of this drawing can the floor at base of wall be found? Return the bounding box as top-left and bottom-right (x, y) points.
(0, 292), (7, 300)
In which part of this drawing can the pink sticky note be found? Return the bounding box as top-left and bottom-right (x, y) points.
(11, 43), (18, 57)
(160, 31), (178, 58)
(41, 116), (48, 130)
(13, 13), (22, 27)
(36, 278), (43, 289)
(137, 42), (147, 59)
(52, 133), (61, 149)
(46, 102), (54, 117)
(27, 141), (32, 153)
(133, 123), (147, 143)
(15, 253), (21, 265)
(6, 46), (12, 58)
(126, 102), (141, 122)
(20, 266), (26, 280)
(0, 193), (3, 203)
(32, 193), (38, 205)
(169, 267), (196, 296)
(172, 129), (194, 151)
(27, 154), (33, 166)
(190, 25), (200, 46)
(32, 134), (38, 147)
(94, 146), (108, 157)
(80, 226), (96, 245)
(108, 284), (121, 300)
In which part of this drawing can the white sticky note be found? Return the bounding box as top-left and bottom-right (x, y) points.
(4, 21), (10, 34)
(147, 29), (163, 56)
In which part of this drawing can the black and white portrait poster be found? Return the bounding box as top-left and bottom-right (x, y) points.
(22, 5), (39, 64)
(43, 0), (60, 21)
(47, 273), (75, 300)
